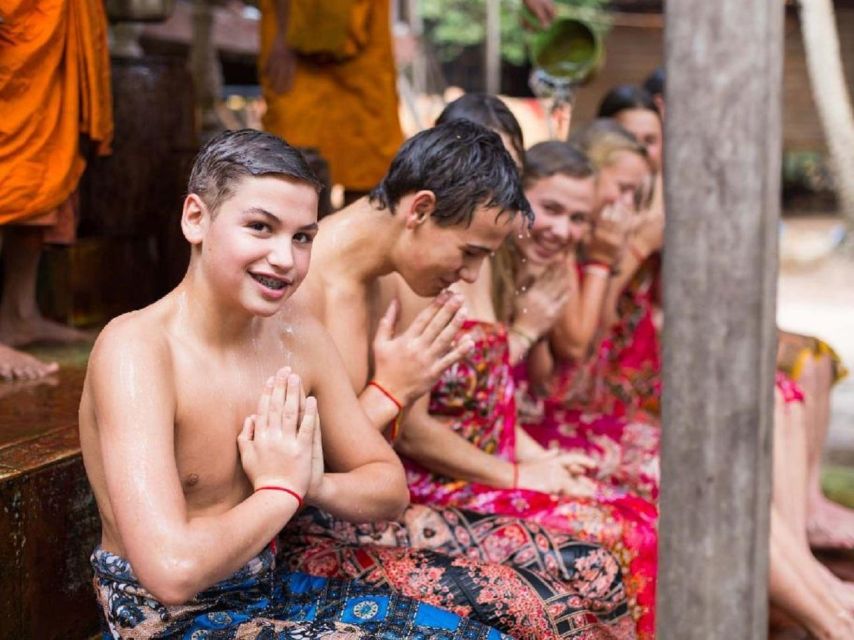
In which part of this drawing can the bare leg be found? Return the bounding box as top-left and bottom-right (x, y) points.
(773, 392), (811, 545)
(0, 226), (89, 346)
(770, 508), (854, 639)
(773, 386), (854, 612)
(800, 355), (854, 549)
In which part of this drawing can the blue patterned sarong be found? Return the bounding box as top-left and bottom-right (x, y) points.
(91, 546), (512, 639)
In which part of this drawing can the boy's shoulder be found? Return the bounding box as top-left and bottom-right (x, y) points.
(88, 302), (173, 381)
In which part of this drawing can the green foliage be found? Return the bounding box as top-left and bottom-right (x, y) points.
(420, 0), (610, 66)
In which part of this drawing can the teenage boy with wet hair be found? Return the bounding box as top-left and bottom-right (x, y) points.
(296, 119), (532, 437)
(79, 128), (510, 639)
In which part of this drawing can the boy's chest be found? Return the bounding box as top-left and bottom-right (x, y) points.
(170, 349), (310, 506)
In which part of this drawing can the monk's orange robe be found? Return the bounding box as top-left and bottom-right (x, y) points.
(0, 0), (113, 225)
(259, 0), (404, 192)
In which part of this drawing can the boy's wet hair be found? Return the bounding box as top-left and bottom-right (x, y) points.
(370, 119), (533, 228)
(523, 141), (594, 188)
(188, 129), (322, 214)
(435, 93), (525, 169)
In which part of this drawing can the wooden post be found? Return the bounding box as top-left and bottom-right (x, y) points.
(658, 0), (784, 637)
(485, 0), (500, 94)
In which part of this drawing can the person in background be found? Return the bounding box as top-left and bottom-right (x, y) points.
(0, 0), (113, 380)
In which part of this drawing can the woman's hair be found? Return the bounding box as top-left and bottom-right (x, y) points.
(597, 84), (659, 119)
(643, 67), (665, 98)
(436, 93), (526, 168)
(569, 118), (648, 171)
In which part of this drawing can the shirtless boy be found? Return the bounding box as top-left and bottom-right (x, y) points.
(78, 129), (509, 639)
(296, 119), (531, 431)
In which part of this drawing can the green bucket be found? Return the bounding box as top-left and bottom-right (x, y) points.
(526, 11), (602, 83)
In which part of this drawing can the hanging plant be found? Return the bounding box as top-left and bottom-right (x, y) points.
(419, 0), (610, 67)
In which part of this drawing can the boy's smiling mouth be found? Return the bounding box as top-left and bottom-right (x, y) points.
(250, 272), (290, 291)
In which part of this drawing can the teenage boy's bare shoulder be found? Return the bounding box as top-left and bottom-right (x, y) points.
(275, 297), (344, 391)
(83, 298), (178, 424)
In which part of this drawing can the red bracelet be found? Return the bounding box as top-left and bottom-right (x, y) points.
(387, 413), (402, 444)
(512, 462), (519, 490)
(367, 380), (403, 414)
(255, 485), (304, 508)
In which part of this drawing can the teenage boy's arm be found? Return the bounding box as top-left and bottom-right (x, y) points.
(90, 326), (310, 605)
(305, 319), (410, 521)
(359, 293), (473, 432)
(396, 394), (596, 496)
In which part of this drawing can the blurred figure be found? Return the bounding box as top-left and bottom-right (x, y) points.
(259, 0), (403, 205)
(0, 0), (113, 380)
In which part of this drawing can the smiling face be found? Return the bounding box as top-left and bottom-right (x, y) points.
(615, 108), (663, 173)
(518, 173), (596, 266)
(394, 197), (515, 297)
(190, 174), (319, 317)
(594, 150), (650, 212)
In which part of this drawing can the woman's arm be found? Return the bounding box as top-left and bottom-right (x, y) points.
(549, 260), (609, 362)
(397, 394), (597, 496)
(396, 395), (516, 487)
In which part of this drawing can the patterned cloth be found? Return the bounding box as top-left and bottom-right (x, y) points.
(403, 321), (658, 639)
(91, 546), (509, 639)
(777, 329), (848, 386)
(281, 506), (637, 640)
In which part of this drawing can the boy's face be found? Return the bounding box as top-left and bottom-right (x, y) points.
(396, 201), (514, 297)
(518, 173), (596, 265)
(198, 175), (319, 316)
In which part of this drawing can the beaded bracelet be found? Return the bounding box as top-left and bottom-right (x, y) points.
(509, 326), (536, 349)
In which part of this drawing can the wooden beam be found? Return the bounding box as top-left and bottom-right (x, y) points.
(485, 0), (500, 94)
(658, 0), (784, 637)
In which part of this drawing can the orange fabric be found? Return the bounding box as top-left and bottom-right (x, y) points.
(259, 0), (403, 191)
(0, 0), (113, 225)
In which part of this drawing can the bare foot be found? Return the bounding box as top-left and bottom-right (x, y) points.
(0, 314), (92, 347)
(809, 496), (854, 550)
(0, 344), (59, 381)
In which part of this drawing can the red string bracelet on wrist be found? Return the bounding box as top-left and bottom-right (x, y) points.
(255, 485), (304, 508)
(368, 380), (403, 413)
(368, 380), (403, 443)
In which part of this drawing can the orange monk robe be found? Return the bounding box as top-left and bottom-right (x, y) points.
(0, 0), (113, 225)
(259, 0), (404, 192)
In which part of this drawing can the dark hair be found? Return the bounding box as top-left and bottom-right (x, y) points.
(188, 129), (322, 214)
(523, 141), (594, 188)
(370, 119), (532, 227)
(597, 85), (659, 119)
(643, 67), (665, 97)
(436, 93), (525, 168)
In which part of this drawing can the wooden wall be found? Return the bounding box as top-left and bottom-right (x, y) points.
(569, 6), (854, 153)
